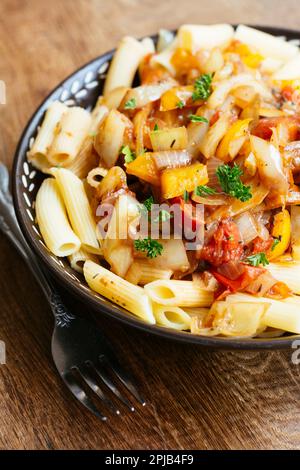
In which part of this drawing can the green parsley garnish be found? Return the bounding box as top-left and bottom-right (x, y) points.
(271, 237), (281, 251)
(245, 253), (269, 267)
(154, 210), (174, 223)
(177, 100), (185, 109)
(153, 123), (159, 131)
(143, 196), (154, 211)
(134, 238), (163, 258)
(183, 189), (189, 202)
(121, 145), (136, 163)
(216, 163), (252, 202)
(189, 114), (208, 123)
(192, 73), (213, 101)
(194, 185), (217, 197)
(124, 98), (136, 110)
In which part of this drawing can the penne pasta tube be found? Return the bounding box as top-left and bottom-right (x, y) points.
(51, 167), (100, 254)
(28, 101), (68, 172)
(103, 36), (148, 96)
(66, 104), (108, 178)
(48, 107), (92, 165)
(152, 303), (191, 330)
(68, 248), (99, 273)
(83, 260), (155, 324)
(35, 178), (81, 256)
(144, 280), (214, 307)
(86, 166), (108, 188)
(267, 261), (300, 294)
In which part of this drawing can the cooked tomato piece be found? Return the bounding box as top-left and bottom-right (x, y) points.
(265, 281), (291, 300)
(281, 85), (294, 102)
(251, 116), (300, 141)
(199, 220), (243, 266)
(212, 264), (265, 296)
(252, 236), (273, 254)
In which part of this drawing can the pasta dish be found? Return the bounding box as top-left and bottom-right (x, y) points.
(29, 24), (300, 337)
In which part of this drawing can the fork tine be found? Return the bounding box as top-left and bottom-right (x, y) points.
(100, 355), (146, 406)
(63, 371), (107, 421)
(77, 365), (121, 416)
(89, 361), (135, 412)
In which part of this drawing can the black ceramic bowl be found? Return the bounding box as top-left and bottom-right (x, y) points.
(13, 25), (300, 349)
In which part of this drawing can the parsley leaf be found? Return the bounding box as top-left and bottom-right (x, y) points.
(124, 98), (136, 110)
(189, 114), (208, 123)
(177, 100), (185, 109)
(271, 237), (281, 251)
(192, 73), (213, 101)
(216, 163), (252, 202)
(183, 189), (189, 202)
(194, 185), (217, 197)
(134, 238), (163, 258)
(245, 252), (269, 267)
(143, 196), (154, 211)
(153, 123), (159, 131)
(121, 145), (136, 163)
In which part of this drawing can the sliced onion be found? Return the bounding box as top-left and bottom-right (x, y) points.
(217, 261), (245, 280)
(192, 271), (219, 291)
(250, 135), (288, 196)
(204, 220), (218, 242)
(152, 149), (192, 170)
(122, 80), (175, 109)
(284, 141), (300, 172)
(234, 211), (258, 244)
(245, 271), (277, 296)
(206, 157), (223, 190)
(253, 212), (270, 241)
(192, 194), (228, 206)
(157, 29), (175, 53)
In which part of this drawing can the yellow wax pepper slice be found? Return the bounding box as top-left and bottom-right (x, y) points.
(268, 209), (291, 260)
(161, 163), (208, 199)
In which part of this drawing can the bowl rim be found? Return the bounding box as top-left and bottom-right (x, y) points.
(12, 24), (300, 350)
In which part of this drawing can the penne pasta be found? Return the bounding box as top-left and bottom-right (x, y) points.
(152, 303), (191, 330)
(83, 260), (155, 324)
(28, 101), (68, 172)
(48, 107), (92, 166)
(51, 167), (100, 254)
(267, 261), (300, 294)
(35, 178), (81, 256)
(68, 248), (99, 273)
(104, 36), (148, 96)
(144, 280), (213, 307)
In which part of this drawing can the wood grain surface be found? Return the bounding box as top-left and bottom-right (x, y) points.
(1, 0), (300, 450)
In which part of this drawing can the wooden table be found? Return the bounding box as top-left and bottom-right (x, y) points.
(1, 0), (300, 450)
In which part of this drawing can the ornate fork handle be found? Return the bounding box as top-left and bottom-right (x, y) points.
(0, 163), (73, 326)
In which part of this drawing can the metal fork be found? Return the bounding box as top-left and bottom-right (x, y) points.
(0, 163), (145, 420)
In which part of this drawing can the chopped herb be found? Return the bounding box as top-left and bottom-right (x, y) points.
(143, 196), (154, 211)
(194, 185), (217, 197)
(124, 98), (136, 110)
(121, 145), (136, 163)
(216, 163), (252, 202)
(89, 131), (97, 137)
(271, 237), (281, 251)
(177, 100), (184, 109)
(192, 73), (213, 101)
(153, 123), (159, 131)
(183, 189), (189, 202)
(227, 235), (234, 241)
(170, 139), (176, 148)
(246, 252), (269, 267)
(154, 210), (174, 223)
(189, 114), (208, 123)
(134, 237), (163, 258)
